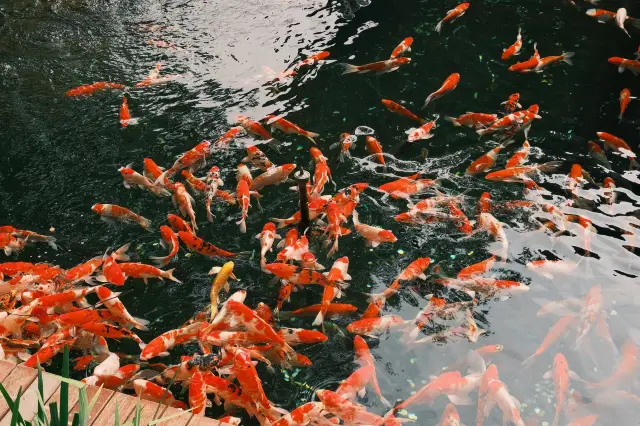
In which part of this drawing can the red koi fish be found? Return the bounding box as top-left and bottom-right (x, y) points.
(509, 43), (540, 72)
(294, 51), (330, 70)
(466, 140), (514, 175)
(407, 119), (438, 142)
(365, 136), (385, 166)
(586, 8), (616, 23)
(608, 57), (640, 75)
(535, 51), (575, 71)
(134, 379), (187, 409)
(92, 204), (151, 230)
(379, 174), (437, 199)
(619, 88), (635, 122)
(501, 93), (522, 114)
(506, 140), (530, 168)
(381, 99), (424, 123)
(119, 95), (137, 127)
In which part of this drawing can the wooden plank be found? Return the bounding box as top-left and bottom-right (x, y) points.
(0, 371), (61, 425)
(123, 399), (192, 426)
(0, 361), (17, 382)
(0, 364), (38, 422)
(186, 415), (222, 426)
(91, 393), (139, 426)
(68, 385), (114, 426)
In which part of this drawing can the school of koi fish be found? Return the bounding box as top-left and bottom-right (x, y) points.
(2, 1), (640, 426)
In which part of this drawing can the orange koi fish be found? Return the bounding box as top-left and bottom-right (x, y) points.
(251, 164), (296, 191)
(597, 131), (639, 167)
(352, 210), (397, 248)
(522, 314), (576, 367)
(119, 96), (137, 127)
(467, 140), (514, 175)
(379, 173), (437, 199)
(501, 93), (522, 114)
(502, 28), (522, 60)
(608, 57), (640, 75)
(237, 115), (273, 140)
(381, 99), (423, 123)
(365, 136), (385, 166)
(509, 43), (540, 72)
(535, 51), (575, 71)
(506, 140), (530, 168)
(178, 231), (240, 258)
(79, 322), (146, 350)
(91, 204), (151, 230)
(586, 8), (616, 23)
(294, 51), (330, 70)
(485, 161), (561, 182)
(390, 37), (413, 59)
(266, 115), (319, 143)
(407, 118), (438, 142)
(341, 57), (411, 75)
(435, 3), (470, 33)
(445, 112), (497, 128)
(65, 82), (125, 97)
(422, 73), (460, 108)
(134, 379), (187, 409)
(330, 133), (356, 162)
(149, 225), (179, 267)
(119, 262), (180, 284)
(619, 88), (635, 122)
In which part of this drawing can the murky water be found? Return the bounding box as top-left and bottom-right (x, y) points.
(2, 0), (640, 424)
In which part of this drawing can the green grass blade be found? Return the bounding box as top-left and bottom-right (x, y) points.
(132, 397), (141, 426)
(48, 402), (59, 426)
(77, 387), (88, 426)
(36, 364), (45, 425)
(59, 346), (70, 426)
(70, 413), (79, 426)
(114, 400), (120, 426)
(9, 387), (25, 426)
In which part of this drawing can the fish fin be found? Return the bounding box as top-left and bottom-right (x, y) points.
(339, 63), (361, 75)
(312, 311), (324, 327)
(132, 317), (150, 331)
(305, 132), (319, 144)
(95, 275), (108, 283)
(208, 266), (221, 275)
(542, 370), (552, 380)
(619, 66), (625, 73)
(444, 116), (461, 126)
(435, 20), (444, 33)
(447, 394), (473, 405)
(143, 277), (149, 285)
(357, 387), (367, 398)
(165, 268), (181, 283)
(562, 52), (575, 65)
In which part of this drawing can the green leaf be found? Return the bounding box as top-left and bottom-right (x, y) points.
(132, 397), (141, 426)
(76, 387), (88, 426)
(49, 402), (59, 426)
(70, 413), (79, 426)
(10, 387), (25, 426)
(36, 365), (45, 426)
(59, 346), (69, 426)
(114, 401), (120, 426)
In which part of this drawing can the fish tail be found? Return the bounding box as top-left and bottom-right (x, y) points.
(210, 305), (218, 322)
(539, 161), (562, 173)
(132, 316), (150, 331)
(154, 170), (169, 186)
(46, 237), (59, 250)
(164, 268), (182, 283)
(206, 203), (214, 222)
(149, 255), (170, 267)
(562, 51), (575, 65)
(444, 116), (461, 126)
(631, 159), (640, 170)
(619, 112), (624, 123)
(421, 95), (433, 110)
(521, 353), (536, 368)
(139, 217), (152, 231)
(269, 217), (291, 229)
(305, 132), (319, 144)
(435, 20), (444, 33)
(339, 63), (361, 75)
(114, 243), (131, 261)
(312, 310), (325, 327)
(237, 217), (247, 233)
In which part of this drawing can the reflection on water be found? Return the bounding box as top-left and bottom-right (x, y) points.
(1, 0), (640, 424)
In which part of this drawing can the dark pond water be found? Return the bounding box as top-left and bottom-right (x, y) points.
(1, 0), (640, 424)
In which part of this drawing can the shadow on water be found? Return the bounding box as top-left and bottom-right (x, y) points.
(1, 0), (640, 424)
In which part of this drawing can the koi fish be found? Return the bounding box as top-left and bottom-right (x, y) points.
(270, 402), (326, 426)
(506, 140), (530, 168)
(242, 146), (274, 172)
(134, 379), (187, 409)
(203, 166), (224, 222)
(543, 353), (576, 426)
(215, 126), (245, 147)
(615, 8), (631, 37)
(266, 115), (319, 143)
(466, 140), (514, 175)
(140, 322), (204, 360)
(608, 57), (640, 76)
(178, 231), (240, 258)
(255, 222), (280, 271)
(522, 314), (576, 367)
(484, 161), (561, 182)
(347, 315), (405, 337)
(588, 340), (638, 389)
(79, 322), (146, 350)
(120, 262), (180, 284)
(445, 112), (497, 128)
(435, 3), (470, 33)
(158, 141), (211, 180)
(330, 133), (356, 162)
(237, 115), (273, 140)
(501, 93), (522, 115)
(294, 51), (330, 70)
(365, 136), (385, 166)
(101, 244), (131, 286)
(422, 73), (460, 108)
(119, 165), (170, 196)
(508, 43), (540, 72)
(535, 51), (575, 71)
(316, 390), (386, 425)
(172, 182), (198, 231)
(65, 82), (125, 97)
(597, 131), (639, 167)
(382, 99), (424, 123)
(167, 213), (193, 234)
(119, 96), (137, 127)
(279, 304), (357, 319)
(208, 261), (238, 320)
(379, 174), (437, 199)
(586, 8), (616, 23)
(341, 57), (411, 75)
(92, 204), (151, 230)
(484, 379), (525, 426)
(390, 37), (413, 59)
(251, 164), (296, 191)
(407, 118), (438, 142)
(502, 28), (522, 60)
(352, 210), (397, 248)
(619, 88), (635, 122)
